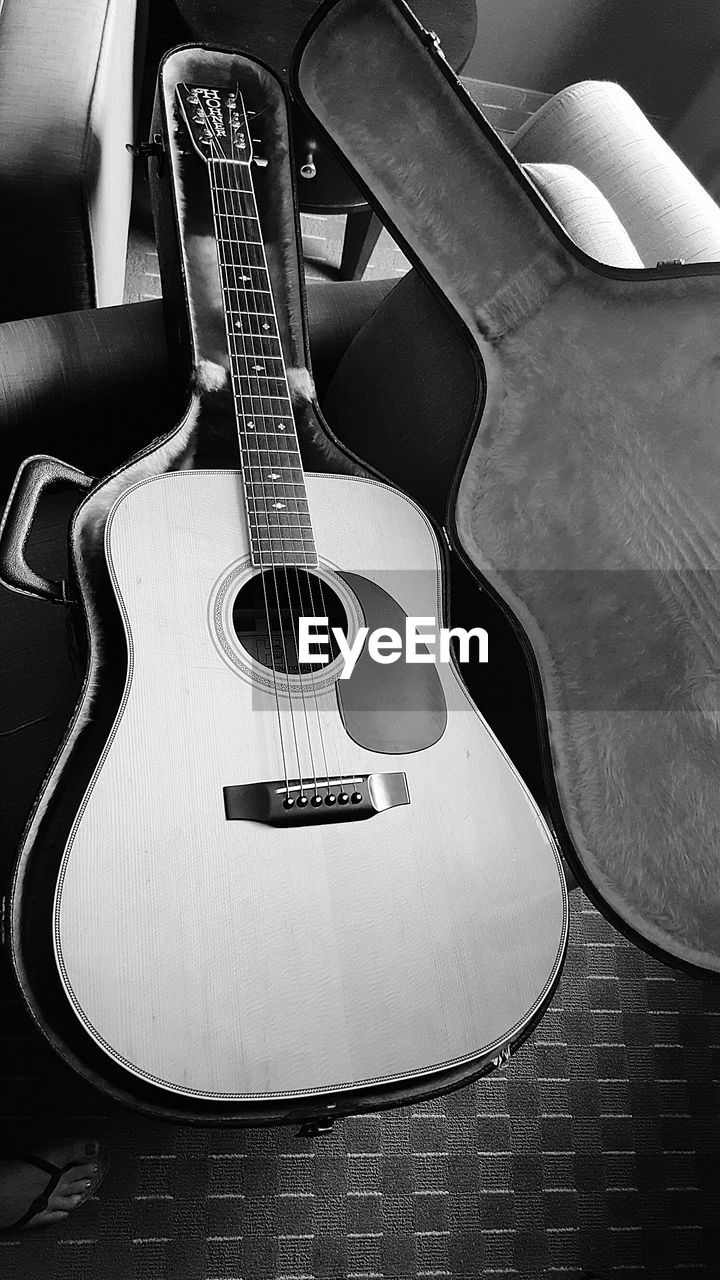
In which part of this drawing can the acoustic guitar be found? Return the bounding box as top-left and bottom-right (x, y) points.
(5, 50), (567, 1111)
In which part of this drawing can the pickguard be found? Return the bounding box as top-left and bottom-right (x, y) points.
(337, 571), (447, 752)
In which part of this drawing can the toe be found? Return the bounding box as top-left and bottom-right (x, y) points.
(66, 1165), (96, 1187)
(44, 1138), (101, 1169)
(35, 1210), (70, 1227)
(51, 1191), (86, 1212)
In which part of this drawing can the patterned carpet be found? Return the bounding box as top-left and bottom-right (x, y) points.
(1, 891), (719, 1279)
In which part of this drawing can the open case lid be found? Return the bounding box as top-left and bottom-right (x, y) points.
(293, 0), (720, 980)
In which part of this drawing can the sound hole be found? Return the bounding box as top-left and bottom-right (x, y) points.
(232, 569), (347, 674)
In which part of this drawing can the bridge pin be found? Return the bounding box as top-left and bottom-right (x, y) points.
(325, 794), (337, 806)
(338, 793), (349, 805)
(351, 792), (363, 804)
(283, 797), (294, 809)
(296, 795), (309, 808)
(311, 794), (323, 807)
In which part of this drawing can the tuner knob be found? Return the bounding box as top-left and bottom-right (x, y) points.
(300, 152), (317, 180)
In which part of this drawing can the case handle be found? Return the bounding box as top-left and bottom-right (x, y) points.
(0, 455), (95, 604)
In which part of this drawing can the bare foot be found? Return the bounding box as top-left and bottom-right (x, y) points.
(0, 1137), (106, 1232)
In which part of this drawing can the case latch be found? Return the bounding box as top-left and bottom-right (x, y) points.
(420, 28), (448, 62)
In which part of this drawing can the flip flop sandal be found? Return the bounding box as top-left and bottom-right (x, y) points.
(0, 1146), (108, 1234)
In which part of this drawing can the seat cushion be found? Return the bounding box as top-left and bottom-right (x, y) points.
(512, 80), (720, 266)
(523, 161), (642, 267)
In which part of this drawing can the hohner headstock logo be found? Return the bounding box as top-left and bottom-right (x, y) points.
(194, 88), (226, 137)
(176, 82), (253, 164)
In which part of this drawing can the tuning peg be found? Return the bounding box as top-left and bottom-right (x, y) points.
(300, 152), (317, 179)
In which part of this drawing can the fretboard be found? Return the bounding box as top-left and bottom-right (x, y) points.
(208, 157), (317, 567)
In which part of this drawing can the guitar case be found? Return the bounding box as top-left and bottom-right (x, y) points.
(292, 0), (720, 978)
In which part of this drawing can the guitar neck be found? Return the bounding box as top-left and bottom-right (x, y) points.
(207, 156), (317, 568)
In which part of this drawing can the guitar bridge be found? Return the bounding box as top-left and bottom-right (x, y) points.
(223, 773), (409, 826)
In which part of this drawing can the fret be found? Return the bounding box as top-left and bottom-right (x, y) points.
(254, 555), (319, 567)
(236, 405), (294, 416)
(214, 212), (260, 224)
(237, 401), (295, 412)
(250, 525), (314, 535)
(255, 534), (316, 544)
(248, 519), (313, 529)
(247, 505), (310, 517)
(228, 331), (283, 345)
(247, 512), (312, 523)
(223, 261), (267, 275)
(237, 406), (295, 418)
(227, 315), (280, 338)
(217, 243), (266, 269)
(231, 352), (285, 364)
(228, 336), (281, 354)
(230, 373), (286, 384)
(245, 485), (309, 497)
(244, 465), (305, 484)
(236, 408), (294, 418)
(238, 433), (299, 443)
(245, 480), (307, 488)
(245, 504), (312, 516)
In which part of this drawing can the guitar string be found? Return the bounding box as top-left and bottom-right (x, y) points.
(220, 102), (348, 798)
(221, 103), (346, 798)
(216, 137), (320, 799)
(226, 145), (353, 799)
(211, 161), (309, 797)
(212, 111), (327, 797)
(220, 148), (336, 798)
(199, 89), (351, 801)
(226, 128), (355, 799)
(200, 110), (294, 798)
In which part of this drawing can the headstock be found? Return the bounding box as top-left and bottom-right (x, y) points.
(176, 83), (253, 164)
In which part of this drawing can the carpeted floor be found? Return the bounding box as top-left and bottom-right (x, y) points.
(2, 891), (719, 1280)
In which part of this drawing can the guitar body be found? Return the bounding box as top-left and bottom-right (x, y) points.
(54, 469), (566, 1099)
(5, 44), (566, 1118)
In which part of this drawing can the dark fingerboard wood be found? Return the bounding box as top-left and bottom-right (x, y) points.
(208, 157), (317, 567)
